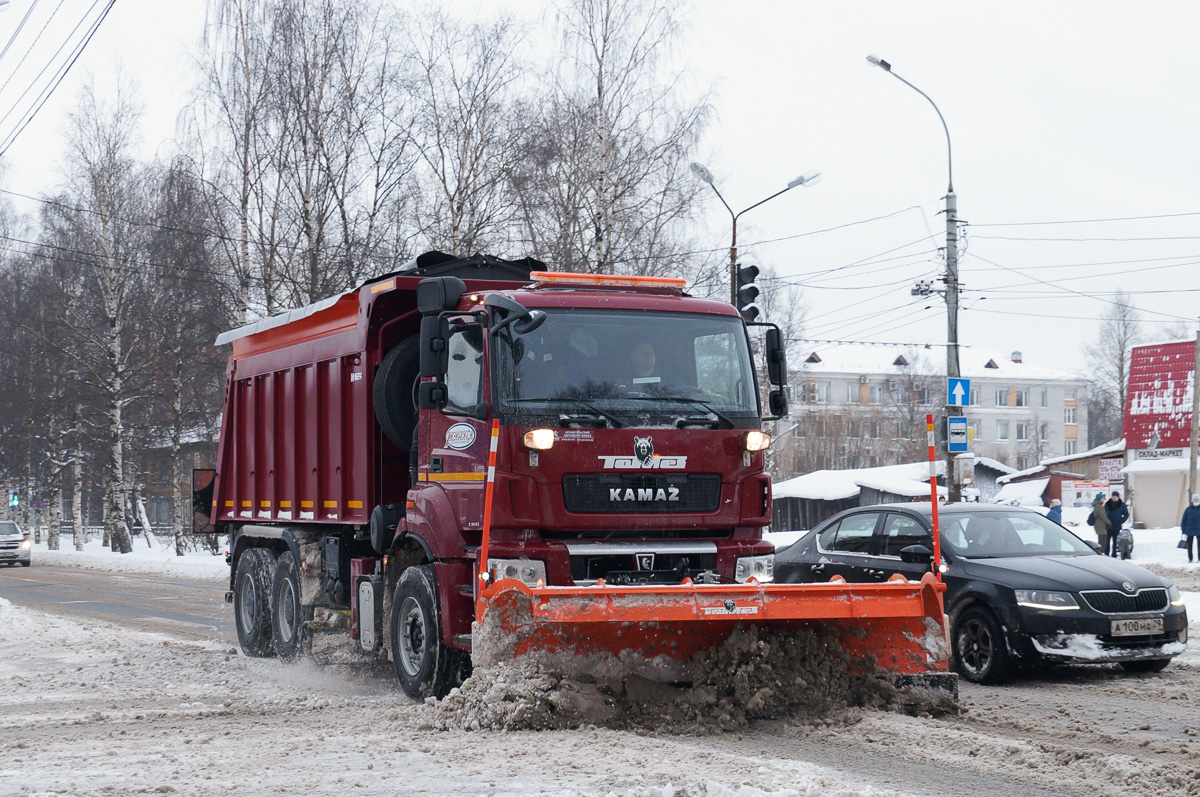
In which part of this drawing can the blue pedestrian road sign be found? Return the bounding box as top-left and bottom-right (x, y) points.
(947, 416), (969, 453)
(947, 377), (970, 407)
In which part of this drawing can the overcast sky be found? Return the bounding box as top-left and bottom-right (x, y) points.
(1, 0), (1197, 376)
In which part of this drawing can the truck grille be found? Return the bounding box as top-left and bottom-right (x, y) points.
(562, 474), (721, 514)
(1080, 588), (1168, 614)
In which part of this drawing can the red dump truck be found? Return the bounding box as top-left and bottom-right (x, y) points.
(195, 251), (950, 699)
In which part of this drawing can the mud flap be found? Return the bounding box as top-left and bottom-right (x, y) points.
(476, 572), (952, 685)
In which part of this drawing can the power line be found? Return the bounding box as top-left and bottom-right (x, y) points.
(0, 0), (117, 158)
(972, 233), (1200, 243)
(0, 0), (40, 64)
(969, 211), (1200, 227)
(0, 0), (67, 99)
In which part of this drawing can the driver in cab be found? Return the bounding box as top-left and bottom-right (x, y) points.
(623, 341), (661, 391)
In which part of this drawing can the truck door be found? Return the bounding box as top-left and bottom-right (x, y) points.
(422, 319), (491, 531)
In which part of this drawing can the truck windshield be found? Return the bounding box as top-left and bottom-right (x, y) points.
(494, 308), (759, 427)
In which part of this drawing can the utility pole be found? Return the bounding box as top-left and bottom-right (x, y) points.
(869, 55), (962, 501)
(1190, 327), (1199, 497)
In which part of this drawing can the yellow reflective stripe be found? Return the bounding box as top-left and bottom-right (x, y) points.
(419, 472), (487, 482)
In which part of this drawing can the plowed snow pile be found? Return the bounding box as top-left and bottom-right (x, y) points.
(435, 625), (959, 732)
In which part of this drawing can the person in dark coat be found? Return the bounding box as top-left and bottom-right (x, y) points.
(1182, 493), (1200, 563)
(1104, 491), (1129, 556)
(1046, 499), (1063, 525)
(1090, 493), (1110, 554)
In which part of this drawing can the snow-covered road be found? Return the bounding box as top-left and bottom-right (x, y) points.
(4, 531), (1200, 796)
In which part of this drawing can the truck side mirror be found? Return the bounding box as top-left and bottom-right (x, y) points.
(765, 327), (787, 387)
(419, 316), (447, 378)
(418, 380), (447, 410)
(767, 388), (788, 420)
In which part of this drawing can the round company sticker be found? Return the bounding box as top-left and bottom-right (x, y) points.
(445, 423), (477, 450)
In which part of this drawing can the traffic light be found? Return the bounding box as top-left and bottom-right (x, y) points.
(9, 493), (17, 507)
(735, 262), (760, 322)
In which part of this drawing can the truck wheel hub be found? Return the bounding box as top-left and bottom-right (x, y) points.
(398, 597), (426, 676)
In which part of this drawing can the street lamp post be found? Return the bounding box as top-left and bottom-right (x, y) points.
(690, 162), (820, 308)
(867, 54), (963, 502)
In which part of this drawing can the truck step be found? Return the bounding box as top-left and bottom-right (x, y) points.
(453, 634), (472, 646)
(456, 584), (473, 596)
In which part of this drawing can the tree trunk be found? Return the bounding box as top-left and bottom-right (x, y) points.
(73, 404), (85, 551)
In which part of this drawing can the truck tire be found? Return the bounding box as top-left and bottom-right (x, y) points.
(271, 549), (304, 662)
(235, 548), (277, 657)
(390, 565), (463, 699)
(953, 606), (1012, 685)
(373, 336), (421, 450)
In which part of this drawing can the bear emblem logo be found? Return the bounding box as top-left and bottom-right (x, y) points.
(633, 436), (654, 465)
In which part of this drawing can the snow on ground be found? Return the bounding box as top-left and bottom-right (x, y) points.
(27, 534), (229, 581)
(0, 596), (914, 796)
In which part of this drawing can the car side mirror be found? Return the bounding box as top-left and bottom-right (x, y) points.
(899, 544), (933, 564)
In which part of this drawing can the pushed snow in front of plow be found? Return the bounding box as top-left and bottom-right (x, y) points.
(434, 574), (959, 733)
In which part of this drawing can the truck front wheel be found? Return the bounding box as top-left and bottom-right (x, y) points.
(390, 564), (463, 699)
(234, 548), (277, 657)
(271, 550), (304, 662)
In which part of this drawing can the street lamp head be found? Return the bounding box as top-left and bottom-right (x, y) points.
(866, 54), (892, 72)
(689, 162), (715, 184)
(787, 170), (821, 189)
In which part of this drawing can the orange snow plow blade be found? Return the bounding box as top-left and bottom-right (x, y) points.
(478, 571), (950, 677)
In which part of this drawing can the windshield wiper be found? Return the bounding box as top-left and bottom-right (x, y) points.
(505, 397), (624, 428)
(620, 396), (735, 429)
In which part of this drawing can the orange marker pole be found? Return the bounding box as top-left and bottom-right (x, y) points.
(926, 413), (942, 582)
(476, 419), (501, 617)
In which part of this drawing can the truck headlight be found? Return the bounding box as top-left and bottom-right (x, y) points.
(744, 430), (771, 452)
(1014, 589), (1078, 611)
(1169, 585), (1185, 607)
(522, 429), (555, 450)
(487, 558), (547, 586)
(735, 554), (774, 583)
(20, 538), (31, 550)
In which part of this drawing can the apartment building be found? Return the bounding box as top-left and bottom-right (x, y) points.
(782, 345), (1089, 473)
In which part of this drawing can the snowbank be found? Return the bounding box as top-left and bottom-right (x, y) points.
(28, 535), (229, 581)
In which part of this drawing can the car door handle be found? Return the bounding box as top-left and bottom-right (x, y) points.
(867, 569), (887, 579)
(810, 563), (825, 574)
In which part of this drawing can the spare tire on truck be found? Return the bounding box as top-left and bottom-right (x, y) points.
(373, 335), (421, 450)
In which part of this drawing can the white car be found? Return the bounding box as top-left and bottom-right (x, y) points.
(0, 521), (31, 567)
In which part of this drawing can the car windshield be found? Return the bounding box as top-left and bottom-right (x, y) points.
(941, 511), (1095, 558)
(494, 308), (758, 426)
(0, 521), (19, 535)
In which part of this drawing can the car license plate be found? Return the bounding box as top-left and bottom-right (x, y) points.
(1111, 617), (1164, 637)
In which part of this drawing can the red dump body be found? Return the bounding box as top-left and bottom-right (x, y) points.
(211, 272), (522, 528)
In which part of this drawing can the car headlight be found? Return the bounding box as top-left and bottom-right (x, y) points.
(487, 558), (547, 587)
(735, 554), (774, 583)
(1014, 589), (1078, 611)
(20, 538), (31, 550)
(1169, 585), (1185, 607)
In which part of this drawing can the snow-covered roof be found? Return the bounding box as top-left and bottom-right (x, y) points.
(1122, 457), (1191, 474)
(991, 477), (1051, 506)
(795, 344), (1085, 383)
(1040, 439), (1125, 467)
(997, 464), (1046, 484)
(774, 461), (946, 502)
(972, 456), (1017, 475)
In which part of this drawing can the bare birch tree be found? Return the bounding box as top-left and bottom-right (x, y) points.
(1083, 290), (1142, 446)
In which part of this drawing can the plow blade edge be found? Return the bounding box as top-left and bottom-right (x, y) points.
(478, 572), (949, 676)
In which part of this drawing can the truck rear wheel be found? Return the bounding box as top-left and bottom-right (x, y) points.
(235, 548), (277, 657)
(373, 336), (421, 450)
(390, 564), (463, 699)
(271, 550), (304, 662)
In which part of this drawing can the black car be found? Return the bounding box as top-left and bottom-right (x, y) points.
(775, 503), (1187, 684)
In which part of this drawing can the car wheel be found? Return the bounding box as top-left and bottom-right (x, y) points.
(954, 606), (1013, 685)
(1121, 658), (1171, 674)
(20, 561), (30, 567)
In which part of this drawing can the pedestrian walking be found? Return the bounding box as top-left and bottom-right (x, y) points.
(1088, 492), (1110, 555)
(1182, 493), (1200, 563)
(1046, 498), (1063, 525)
(1104, 491), (1129, 557)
